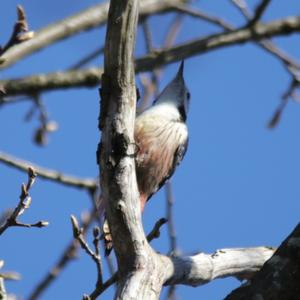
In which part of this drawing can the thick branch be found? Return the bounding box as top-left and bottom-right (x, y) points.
(1, 16), (300, 97)
(98, 0), (167, 299)
(0, 0), (187, 70)
(0, 151), (97, 192)
(225, 223), (300, 300)
(88, 218), (168, 299)
(163, 247), (274, 286)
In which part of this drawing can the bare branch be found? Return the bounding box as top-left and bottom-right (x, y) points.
(0, 0), (188, 70)
(25, 94), (58, 147)
(171, 3), (233, 30)
(1, 15), (300, 97)
(0, 260), (21, 300)
(248, 0), (272, 27)
(0, 5), (34, 59)
(68, 47), (104, 70)
(229, 0), (300, 127)
(70, 215), (103, 292)
(88, 218), (168, 299)
(0, 151), (97, 192)
(225, 223), (300, 300)
(0, 278), (6, 300)
(165, 182), (178, 299)
(28, 210), (95, 300)
(268, 79), (299, 128)
(164, 247), (275, 286)
(165, 182), (178, 255)
(0, 167), (48, 235)
(138, 13), (184, 113)
(89, 244), (275, 298)
(0, 68), (102, 97)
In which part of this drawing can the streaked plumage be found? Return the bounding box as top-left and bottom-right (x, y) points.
(103, 61), (190, 254)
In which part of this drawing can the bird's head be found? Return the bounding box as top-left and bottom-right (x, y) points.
(154, 61), (190, 121)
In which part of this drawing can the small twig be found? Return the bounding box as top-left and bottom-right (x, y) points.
(147, 218), (168, 241)
(28, 210), (96, 300)
(141, 18), (154, 54)
(0, 0), (187, 70)
(165, 182), (178, 255)
(0, 167), (48, 235)
(0, 151), (97, 192)
(138, 17), (160, 111)
(248, 0), (272, 27)
(139, 13), (184, 112)
(0, 261), (21, 300)
(165, 181), (178, 299)
(0, 277), (7, 300)
(68, 47), (104, 71)
(229, 0), (300, 127)
(171, 3), (233, 30)
(0, 210), (13, 227)
(23, 94), (58, 146)
(88, 218), (167, 299)
(0, 272), (21, 281)
(71, 215), (103, 295)
(267, 79), (299, 128)
(0, 6), (34, 60)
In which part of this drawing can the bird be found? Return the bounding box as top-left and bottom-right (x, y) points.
(102, 61), (190, 254)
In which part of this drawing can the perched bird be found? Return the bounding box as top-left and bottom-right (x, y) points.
(102, 61), (190, 254)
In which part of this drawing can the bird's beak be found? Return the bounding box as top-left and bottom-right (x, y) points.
(176, 60), (184, 79)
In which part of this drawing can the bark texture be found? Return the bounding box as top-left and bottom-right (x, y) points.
(225, 223), (300, 300)
(98, 0), (165, 299)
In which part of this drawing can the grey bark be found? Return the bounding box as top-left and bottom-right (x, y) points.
(98, 0), (278, 299)
(98, 0), (165, 298)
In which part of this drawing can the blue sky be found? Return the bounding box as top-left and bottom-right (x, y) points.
(0, 1), (300, 299)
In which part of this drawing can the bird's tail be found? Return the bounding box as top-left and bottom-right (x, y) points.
(98, 193), (147, 256)
(96, 195), (113, 256)
(102, 218), (113, 256)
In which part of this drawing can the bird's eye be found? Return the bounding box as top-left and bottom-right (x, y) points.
(186, 92), (191, 100)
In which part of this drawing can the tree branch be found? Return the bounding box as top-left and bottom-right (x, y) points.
(0, 0), (187, 70)
(0, 5), (34, 59)
(0, 167), (48, 235)
(171, 3), (233, 30)
(1, 15), (300, 97)
(163, 246), (275, 286)
(225, 223), (300, 300)
(248, 0), (272, 27)
(97, 0), (170, 298)
(88, 218), (168, 299)
(0, 151), (97, 192)
(70, 215), (103, 294)
(229, 0), (300, 128)
(27, 210), (95, 300)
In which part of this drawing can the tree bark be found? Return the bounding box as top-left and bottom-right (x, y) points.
(98, 0), (165, 299)
(225, 223), (300, 300)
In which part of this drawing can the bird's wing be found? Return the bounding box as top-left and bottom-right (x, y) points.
(156, 135), (189, 192)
